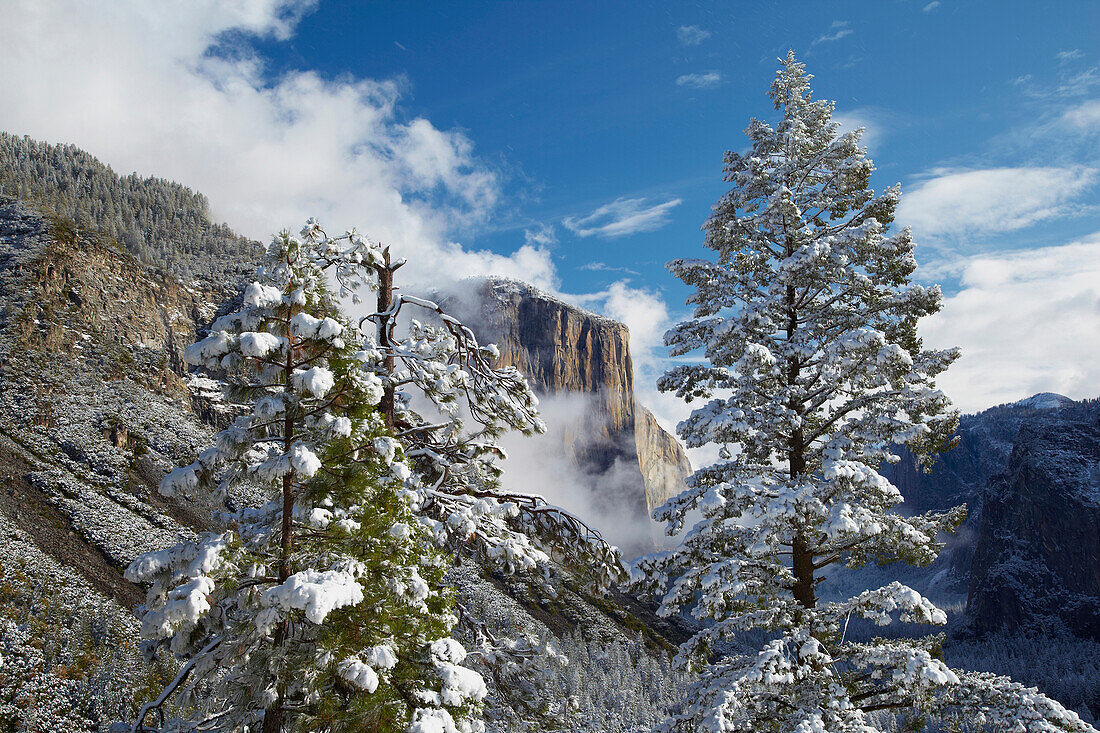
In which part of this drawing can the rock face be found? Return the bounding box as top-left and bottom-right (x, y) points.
(966, 401), (1100, 639)
(0, 199), (223, 581)
(882, 393), (1100, 638)
(880, 395), (1077, 587)
(0, 201), (220, 398)
(470, 278), (639, 477)
(635, 403), (692, 512)
(448, 278), (691, 553)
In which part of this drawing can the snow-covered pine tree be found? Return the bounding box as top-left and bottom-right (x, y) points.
(359, 258), (629, 726)
(125, 222), (485, 733)
(634, 52), (1095, 732)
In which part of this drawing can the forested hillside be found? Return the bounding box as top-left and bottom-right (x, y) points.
(0, 133), (258, 286)
(0, 169), (691, 730)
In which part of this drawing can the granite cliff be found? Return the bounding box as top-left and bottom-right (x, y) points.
(881, 394), (1100, 638)
(445, 278), (691, 554)
(635, 403), (693, 512)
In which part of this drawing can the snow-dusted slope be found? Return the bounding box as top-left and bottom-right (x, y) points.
(1013, 392), (1075, 410)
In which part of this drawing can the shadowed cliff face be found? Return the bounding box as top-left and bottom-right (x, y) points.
(879, 396), (1075, 588)
(445, 278), (691, 557)
(966, 402), (1100, 639)
(880, 392), (1100, 639)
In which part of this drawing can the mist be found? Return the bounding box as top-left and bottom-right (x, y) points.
(498, 392), (663, 562)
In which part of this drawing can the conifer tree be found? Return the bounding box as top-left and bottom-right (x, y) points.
(126, 222), (484, 732)
(360, 254), (629, 726)
(635, 52), (1094, 732)
(127, 218), (627, 732)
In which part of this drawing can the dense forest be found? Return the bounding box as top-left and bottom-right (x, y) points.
(0, 132), (258, 286)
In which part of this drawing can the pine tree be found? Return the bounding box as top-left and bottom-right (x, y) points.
(0, 132), (259, 287)
(360, 256), (629, 728)
(635, 52), (1094, 732)
(125, 222), (484, 732)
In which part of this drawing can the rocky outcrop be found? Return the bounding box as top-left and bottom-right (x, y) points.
(966, 401), (1100, 639)
(447, 278), (690, 554)
(882, 400), (1044, 515)
(0, 201), (225, 400)
(635, 403), (692, 513)
(0, 199), (225, 607)
(469, 278), (639, 478)
(881, 393), (1100, 638)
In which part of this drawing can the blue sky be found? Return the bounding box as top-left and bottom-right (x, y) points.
(2, 0), (1100, 414)
(245, 0), (1100, 297)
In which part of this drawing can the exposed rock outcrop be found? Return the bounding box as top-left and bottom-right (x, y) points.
(0, 199), (225, 607)
(470, 278), (639, 479)
(635, 403), (692, 513)
(881, 393), (1100, 638)
(880, 394), (1078, 588)
(0, 200), (224, 402)
(446, 278), (691, 554)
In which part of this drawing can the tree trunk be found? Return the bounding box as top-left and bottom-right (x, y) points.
(263, 318), (299, 733)
(376, 248), (396, 428)
(791, 531), (816, 609)
(786, 278), (816, 610)
(789, 428), (816, 609)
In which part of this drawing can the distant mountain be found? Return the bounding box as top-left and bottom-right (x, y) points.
(967, 399), (1100, 639)
(883, 394), (1100, 638)
(442, 277), (692, 558)
(1013, 392), (1075, 410)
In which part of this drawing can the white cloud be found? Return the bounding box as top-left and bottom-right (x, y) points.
(1020, 65), (1100, 100)
(897, 166), (1097, 239)
(0, 0), (557, 291)
(579, 261), (640, 275)
(563, 196), (682, 239)
(921, 234), (1100, 412)
(813, 20), (853, 46)
(524, 223), (557, 248)
(676, 25), (710, 46)
(1058, 99), (1100, 131)
(676, 71), (722, 89)
(1057, 49), (1085, 64)
(833, 108), (884, 150)
(922, 1), (941, 11)
(1055, 66), (1100, 97)
(497, 392), (662, 558)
